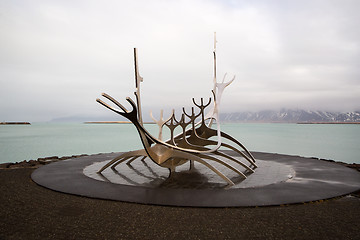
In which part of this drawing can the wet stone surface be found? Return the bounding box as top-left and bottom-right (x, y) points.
(83, 158), (295, 189)
(31, 152), (360, 207)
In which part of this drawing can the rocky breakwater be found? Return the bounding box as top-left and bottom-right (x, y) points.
(0, 122), (31, 125)
(315, 158), (360, 172)
(2, 154), (359, 173)
(0, 154), (89, 169)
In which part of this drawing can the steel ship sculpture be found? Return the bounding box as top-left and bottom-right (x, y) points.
(96, 34), (257, 186)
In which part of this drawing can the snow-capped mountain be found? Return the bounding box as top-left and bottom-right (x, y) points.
(220, 110), (360, 123)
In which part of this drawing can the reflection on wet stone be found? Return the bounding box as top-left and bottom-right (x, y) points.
(84, 158), (295, 190)
(158, 169), (226, 189)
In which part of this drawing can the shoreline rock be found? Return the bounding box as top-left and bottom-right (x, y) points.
(0, 122), (31, 125)
(1, 154), (359, 173)
(0, 154), (89, 169)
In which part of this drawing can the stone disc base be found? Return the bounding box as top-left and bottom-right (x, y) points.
(31, 152), (360, 207)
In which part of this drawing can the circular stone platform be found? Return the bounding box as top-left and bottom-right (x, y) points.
(31, 151), (360, 207)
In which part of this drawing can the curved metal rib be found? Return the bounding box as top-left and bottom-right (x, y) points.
(96, 91), (257, 186)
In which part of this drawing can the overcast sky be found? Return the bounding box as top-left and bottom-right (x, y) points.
(1, 0), (359, 122)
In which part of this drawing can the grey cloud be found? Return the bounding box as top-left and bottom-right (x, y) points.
(0, 0), (359, 122)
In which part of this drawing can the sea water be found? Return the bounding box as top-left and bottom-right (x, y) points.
(0, 123), (359, 164)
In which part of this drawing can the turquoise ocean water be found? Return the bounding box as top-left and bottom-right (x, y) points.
(0, 123), (359, 164)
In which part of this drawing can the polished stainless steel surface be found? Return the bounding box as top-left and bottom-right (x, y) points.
(96, 38), (256, 186)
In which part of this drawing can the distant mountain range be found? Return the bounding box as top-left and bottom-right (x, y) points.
(51, 109), (360, 123)
(219, 110), (360, 123)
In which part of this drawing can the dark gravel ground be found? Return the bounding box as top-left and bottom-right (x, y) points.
(0, 167), (359, 240)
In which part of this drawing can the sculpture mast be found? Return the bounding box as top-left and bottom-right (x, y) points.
(209, 32), (217, 127)
(213, 32), (217, 92)
(134, 48), (144, 125)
